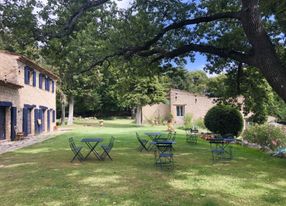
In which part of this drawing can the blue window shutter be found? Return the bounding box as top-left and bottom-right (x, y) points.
(47, 78), (50, 91)
(34, 109), (39, 134)
(45, 77), (48, 91)
(47, 111), (50, 131)
(39, 74), (42, 89)
(24, 66), (29, 84)
(38, 109), (42, 133)
(52, 110), (55, 122)
(52, 80), (54, 93)
(23, 108), (28, 136)
(11, 107), (17, 141)
(33, 71), (36, 87)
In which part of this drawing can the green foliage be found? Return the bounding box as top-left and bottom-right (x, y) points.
(243, 124), (286, 150)
(166, 113), (174, 123)
(194, 118), (206, 129)
(186, 71), (208, 94)
(110, 72), (167, 109)
(184, 113), (193, 128)
(204, 105), (244, 136)
(207, 68), (276, 124)
(165, 68), (209, 95)
(269, 94), (286, 122)
(206, 75), (228, 97)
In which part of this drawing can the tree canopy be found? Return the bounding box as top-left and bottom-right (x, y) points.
(1, 0), (286, 123)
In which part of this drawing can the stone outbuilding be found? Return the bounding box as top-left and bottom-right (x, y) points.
(142, 89), (216, 125)
(0, 51), (58, 141)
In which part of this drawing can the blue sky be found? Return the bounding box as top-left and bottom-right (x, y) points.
(185, 53), (207, 71)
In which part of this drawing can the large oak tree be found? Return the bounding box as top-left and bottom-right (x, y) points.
(58, 0), (286, 102)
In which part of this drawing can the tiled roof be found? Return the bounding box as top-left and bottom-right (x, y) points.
(0, 51), (59, 82)
(0, 51), (21, 87)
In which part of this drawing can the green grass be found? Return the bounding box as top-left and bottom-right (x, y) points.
(0, 119), (286, 206)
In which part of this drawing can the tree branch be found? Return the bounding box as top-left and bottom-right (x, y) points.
(152, 43), (251, 64)
(50, 0), (109, 39)
(78, 53), (120, 74)
(123, 11), (241, 55)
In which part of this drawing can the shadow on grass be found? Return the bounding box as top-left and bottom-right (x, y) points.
(75, 121), (139, 129)
(0, 126), (286, 205)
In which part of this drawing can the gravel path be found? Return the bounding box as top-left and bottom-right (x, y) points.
(0, 129), (69, 155)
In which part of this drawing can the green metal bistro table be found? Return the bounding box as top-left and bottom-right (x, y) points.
(144, 132), (162, 141)
(81, 138), (103, 160)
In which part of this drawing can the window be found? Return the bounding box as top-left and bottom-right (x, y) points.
(39, 73), (45, 89)
(176, 105), (185, 117)
(24, 66), (36, 86)
(45, 77), (50, 91)
(32, 71), (36, 87)
(51, 80), (55, 93)
(39, 73), (42, 89)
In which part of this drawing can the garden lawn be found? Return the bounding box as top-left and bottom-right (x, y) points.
(0, 119), (286, 206)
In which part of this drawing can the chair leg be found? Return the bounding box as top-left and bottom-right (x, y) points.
(105, 151), (113, 160)
(71, 150), (83, 162)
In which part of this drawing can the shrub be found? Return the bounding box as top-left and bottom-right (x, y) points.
(243, 124), (286, 150)
(166, 113), (174, 123)
(184, 113), (193, 128)
(194, 118), (206, 129)
(204, 105), (243, 136)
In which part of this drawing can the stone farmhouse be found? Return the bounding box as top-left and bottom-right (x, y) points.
(142, 89), (216, 125)
(0, 51), (57, 141)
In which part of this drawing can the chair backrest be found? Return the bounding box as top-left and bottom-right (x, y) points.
(167, 132), (173, 139)
(108, 136), (115, 149)
(171, 132), (176, 141)
(136, 132), (142, 142)
(136, 132), (148, 150)
(69, 137), (77, 151)
(191, 128), (199, 133)
(156, 142), (173, 153)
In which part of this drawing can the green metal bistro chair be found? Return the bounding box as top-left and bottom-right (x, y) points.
(186, 128), (198, 144)
(209, 138), (234, 161)
(136, 132), (150, 152)
(154, 141), (174, 170)
(68, 137), (84, 162)
(100, 136), (115, 160)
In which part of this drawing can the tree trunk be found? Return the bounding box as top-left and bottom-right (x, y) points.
(61, 102), (66, 126)
(135, 106), (142, 125)
(67, 96), (74, 125)
(241, 0), (286, 102)
(131, 107), (136, 119)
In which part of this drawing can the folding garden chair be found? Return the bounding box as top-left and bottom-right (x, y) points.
(136, 132), (150, 152)
(68, 137), (84, 162)
(209, 138), (233, 161)
(186, 128), (199, 144)
(100, 136), (115, 160)
(154, 142), (174, 170)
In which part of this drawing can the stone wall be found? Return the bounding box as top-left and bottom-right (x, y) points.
(170, 89), (216, 125)
(0, 58), (57, 141)
(142, 103), (170, 124)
